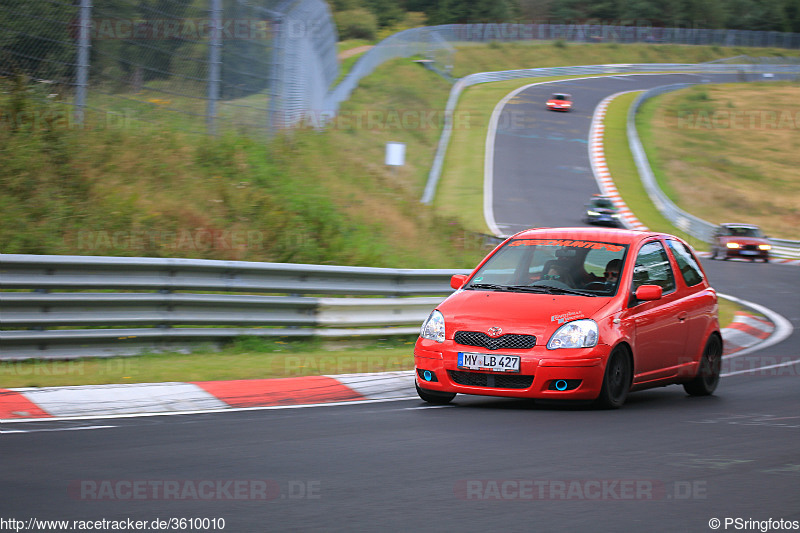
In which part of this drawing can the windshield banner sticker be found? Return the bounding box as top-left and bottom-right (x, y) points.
(510, 239), (624, 252)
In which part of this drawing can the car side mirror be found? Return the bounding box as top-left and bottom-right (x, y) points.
(451, 274), (468, 290)
(635, 284), (662, 301)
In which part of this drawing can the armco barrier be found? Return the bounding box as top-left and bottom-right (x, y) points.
(0, 254), (469, 360)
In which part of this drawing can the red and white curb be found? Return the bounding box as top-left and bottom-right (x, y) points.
(721, 312), (774, 355)
(588, 91), (648, 231)
(0, 371), (416, 420)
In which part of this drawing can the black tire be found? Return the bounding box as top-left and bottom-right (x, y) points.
(683, 335), (722, 396)
(416, 382), (456, 405)
(595, 347), (631, 409)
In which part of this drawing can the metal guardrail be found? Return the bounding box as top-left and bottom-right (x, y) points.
(627, 84), (800, 256)
(0, 254), (469, 360)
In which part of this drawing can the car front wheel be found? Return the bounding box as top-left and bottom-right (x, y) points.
(416, 382), (456, 405)
(596, 347), (631, 409)
(684, 335), (722, 396)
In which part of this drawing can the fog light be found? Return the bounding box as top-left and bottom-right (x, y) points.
(548, 379), (582, 391)
(417, 369), (438, 382)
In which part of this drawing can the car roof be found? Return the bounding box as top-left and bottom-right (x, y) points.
(509, 227), (661, 245)
(720, 222), (761, 229)
(551, 93), (571, 98)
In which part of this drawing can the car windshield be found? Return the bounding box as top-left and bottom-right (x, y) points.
(726, 226), (764, 238)
(553, 94), (569, 100)
(591, 198), (615, 209)
(466, 238), (629, 295)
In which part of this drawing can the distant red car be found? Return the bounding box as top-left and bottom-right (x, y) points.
(415, 228), (721, 409)
(710, 223), (771, 262)
(546, 92), (572, 111)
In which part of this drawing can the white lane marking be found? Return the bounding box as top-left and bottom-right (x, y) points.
(0, 396), (421, 424)
(723, 358), (800, 377)
(0, 425), (116, 434)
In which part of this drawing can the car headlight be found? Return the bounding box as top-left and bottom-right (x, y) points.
(587, 210), (600, 216)
(611, 213), (621, 218)
(758, 244), (771, 251)
(547, 319), (598, 350)
(726, 242), (740, 249)
(420, 310), (445, 343)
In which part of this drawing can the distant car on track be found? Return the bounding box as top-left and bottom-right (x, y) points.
(710, 223), (771, 262)
(584, 194), (621, 227)
(546, 92), (572, 112)
(415, 227), (721, 409)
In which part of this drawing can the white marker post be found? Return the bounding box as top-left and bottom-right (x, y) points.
(385, 142), (406, 175)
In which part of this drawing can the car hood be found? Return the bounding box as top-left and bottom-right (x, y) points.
(438, 290), (615, 339)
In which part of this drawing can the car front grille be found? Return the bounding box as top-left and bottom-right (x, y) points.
(454, 331), (536, 351)
(447, 370), (534, 389)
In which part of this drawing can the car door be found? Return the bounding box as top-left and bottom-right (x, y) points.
(665, 238), (716, 369)
(623, 239), (687, 383)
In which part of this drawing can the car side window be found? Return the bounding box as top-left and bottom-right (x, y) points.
(667, 239), (704, 287)
(630, 241), (676, 296)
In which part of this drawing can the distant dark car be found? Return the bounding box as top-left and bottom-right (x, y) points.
(584, 195), (621, 227)
(710, 223), (771, 262)
(546, 93), (572, 112)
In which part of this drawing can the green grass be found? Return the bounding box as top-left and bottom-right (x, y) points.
(0, 62), (486, 268)
(0, 336), (418, 388)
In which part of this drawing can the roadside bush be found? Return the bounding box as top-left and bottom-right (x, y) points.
(334, 9), (378, 40)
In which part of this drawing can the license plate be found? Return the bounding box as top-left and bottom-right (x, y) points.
(458, 352), (520, 372)
(740, 250), (757, 255)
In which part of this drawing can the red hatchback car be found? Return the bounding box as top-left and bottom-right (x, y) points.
(415, 228), (722, 408)
(546, 92), (572, 111)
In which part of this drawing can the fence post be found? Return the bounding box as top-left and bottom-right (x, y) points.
(267, 15), (283, 135)
(206, 0), (222, 135)
(75, 0), (92, 126)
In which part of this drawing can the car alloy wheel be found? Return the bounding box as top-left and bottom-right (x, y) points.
(684, 335), (722, 396)
(596, 347), (631, 409)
